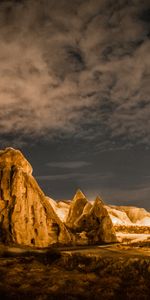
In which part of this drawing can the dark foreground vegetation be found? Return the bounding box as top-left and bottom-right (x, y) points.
(0, 243), (150, 300)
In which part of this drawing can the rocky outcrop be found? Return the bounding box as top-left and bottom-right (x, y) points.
(0, 148), (72, 247)
(66, 189), (88, 229)
(106, 205), (133, 225)
(107, 205), (150, 242)
(47, 197), (70, 222)
(1, 147), (148, 248)
(108, 205), (150, 227)
(0, 149), (117, 247)
(89, 197), (117, 243)
(118, 206), (150, 224)
(65, 194), (117, 244)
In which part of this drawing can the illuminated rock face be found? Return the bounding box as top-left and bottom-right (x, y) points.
(118, 206), (150, 225)
(0, 148), (72, 247)
(66, 189), (88, 228)
(65, 193), (117, 244)
(107, 205), (150, 226)
(47, 197), (70, 222)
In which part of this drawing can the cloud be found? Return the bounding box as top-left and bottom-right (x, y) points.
(36, 171), (113, 181)
(104, 185), (150, 209)
(81, 179), (150, 209)
(0, 0), (150, 148)
(36, 173), (81, 181)
(47, 160), (91, 169)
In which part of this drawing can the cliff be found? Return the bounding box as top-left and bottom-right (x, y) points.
(0, 148), (72, 247)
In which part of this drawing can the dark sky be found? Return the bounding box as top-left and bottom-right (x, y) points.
(0, 0), (150, 208)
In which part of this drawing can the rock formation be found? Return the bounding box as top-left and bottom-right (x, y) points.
(0, 147), (149, 248)
(47, 197), (70, 222)
(118, 206), (150, 224)
(66, 189), (88, 229)
(0, 148), (72, 247)
(88, 197), (117, 243)
(106, 205), (150, 227)
(65, 193), (117, 244)
(106, 205), (133, 225)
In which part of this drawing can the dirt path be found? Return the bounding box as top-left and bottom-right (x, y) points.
(1, 243), (150, 258)
(60, 244), (150, 258)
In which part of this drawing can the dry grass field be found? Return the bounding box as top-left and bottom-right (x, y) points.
(0, 242), (149, 300)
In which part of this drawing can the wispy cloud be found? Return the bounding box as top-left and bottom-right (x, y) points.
(0, 0), (149, 149)
(47, 160), (91, 169)
(36, 171), (113, 181)
(36, 173), (81, 181)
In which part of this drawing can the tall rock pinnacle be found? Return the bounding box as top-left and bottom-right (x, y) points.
(0, 148), (72, 247)
(66, 189), (88, 228)
(66, 194), (117, 244)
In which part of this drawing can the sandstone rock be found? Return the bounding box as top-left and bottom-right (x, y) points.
(82, 202), (92, 214)
(70, 196), (117, 244)
(0, 148), (72, 247)
(47, 197), (70, 222)
(106, 205), (133, 225)
(0, 147), (32, 174)
(66, 189), (88, 229)
(118, 206), (150, 224)
(89, 196), (117, 243)
(3, 148), (146, 247)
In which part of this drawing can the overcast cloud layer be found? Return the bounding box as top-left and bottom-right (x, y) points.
(0, 0), (150, 148)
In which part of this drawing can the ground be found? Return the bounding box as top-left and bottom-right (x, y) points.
(0, 242), (150, 300)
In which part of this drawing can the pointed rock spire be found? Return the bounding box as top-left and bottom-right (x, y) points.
(66, 189), (88, 229)
(65, 194), (117, 244)
(93, 195), (104, 206)
(92, 196), (108, 217)
(72, 189), (86, 202)
(91, 196), (117, 243)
